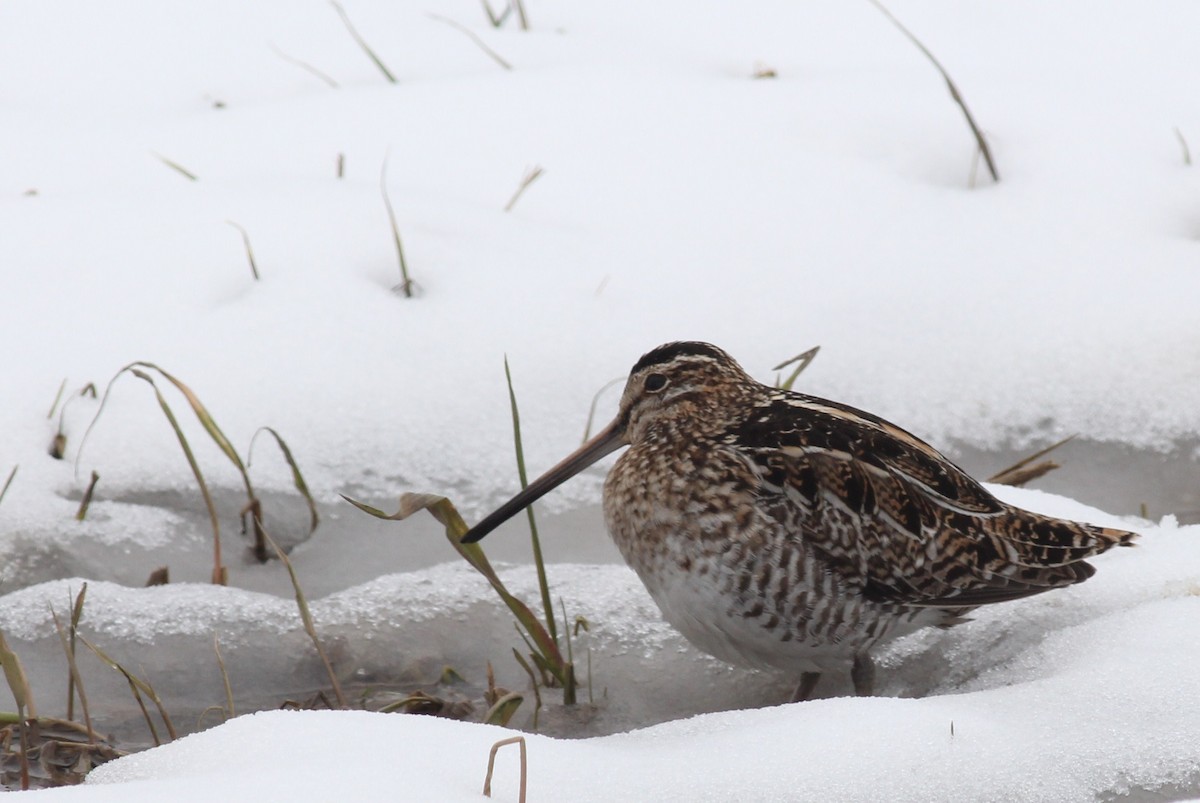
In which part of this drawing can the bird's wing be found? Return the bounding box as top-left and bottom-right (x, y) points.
(725, 395), (1136, 607)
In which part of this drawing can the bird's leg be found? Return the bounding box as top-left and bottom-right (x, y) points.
(791, 672), (821, 702)
(851, 653), (875, 697)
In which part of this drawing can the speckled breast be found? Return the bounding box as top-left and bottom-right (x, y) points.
(602, 439), (937, 674)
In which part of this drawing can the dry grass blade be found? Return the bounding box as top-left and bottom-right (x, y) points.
(152, 152), (199, 181)
(341, 493), (570, 684)
(427, 13), (512, 71)
(330, 1), (397, 84)
(49, 606), (94, 745)
(866, 0), (998, 184)
(213, 636), (235, 720)
(512, 0), (528, 30)
(503, 165), (544, 212)
(481, 0), (512, 27)
(0, 630), (36, 721)
(129, 369), (227, 584)
(81, 362), (252, 493)
(74, 471), (99, 521)
(1175, 127), (1193, 166)
(381, 156), (416, 297)
(79, 361), (289, 574)
(504, 357), (557, 646)
(482, 691), (524, 726)
(772, 345), (821, 391)
(581, 377), (624, 444)
(511, 649), (542, 729)
(261, 528), (347, 708)
(67, 584), (87, 722)
(269, 43), (340, 88)
(249, 427), (321, 534)
(138, 365), (249, 483)
(0, 465), (16, 508)
(482, 736), (527, 801)
(47, 378), (67, 419)
(77, 634), (176, 743)
(987, 435), (1075, 487)
(227, 221), (261, 281)
(50, 383), (99, 461)
(0, 628), (33, 789)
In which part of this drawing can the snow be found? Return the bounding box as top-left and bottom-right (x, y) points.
(9, 501), (1200, 801)
(2, 0), (1200, 799)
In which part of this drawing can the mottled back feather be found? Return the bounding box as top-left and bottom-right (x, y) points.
(723, 389), (1136, 609)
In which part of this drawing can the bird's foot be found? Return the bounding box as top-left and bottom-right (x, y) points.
(851, 653), (875, 697)
(791, 671), (821, 703)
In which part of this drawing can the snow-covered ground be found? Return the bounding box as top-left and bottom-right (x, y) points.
(3, 0), (1199, 799)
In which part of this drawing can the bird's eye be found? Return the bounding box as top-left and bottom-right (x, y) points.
(643, 373), (668, 392)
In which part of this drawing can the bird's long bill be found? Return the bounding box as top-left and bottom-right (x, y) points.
(460, 417), (627, 544)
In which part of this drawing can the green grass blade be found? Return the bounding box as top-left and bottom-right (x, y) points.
(772, 346), (820, 391)
(504, 356), (558, 645)
(381, 156), (415, 297)
(342, 492), (568, 682)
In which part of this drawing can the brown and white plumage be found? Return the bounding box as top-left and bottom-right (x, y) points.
(463, 342), (1136, 699)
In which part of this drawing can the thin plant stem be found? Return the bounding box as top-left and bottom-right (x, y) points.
(0, 465), (16, 507)
(262, 528), (348, 707)
(75, 471), (99, 521)
(227, 221), (261, 281)
(512, 0), (529, 30)
(47, 378), (67, 419)
(867, 0), (999, 183)
(152, 153), (199, 181)
(503, 165), (544, 212)
(504, 357), (558, 646)
(50, 605), (94, 745)
(1175, 127), (1192, 166)
(77, 634), (177, 743)
(427, 13), (512, 71)
(269, 43), (339, 88)
(481, 0), (511, 27)
(381, 157), (415, 297)
(482, 736), (527, 801)
(213, 635), (235, 719)
(772, 346), (820, 391)
(331, 1), (398, 83)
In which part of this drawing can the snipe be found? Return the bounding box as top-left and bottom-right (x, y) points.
(463, 342), (1136, 700)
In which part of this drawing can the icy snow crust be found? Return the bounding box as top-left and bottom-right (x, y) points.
(5, 504), (1198, 801)
(3, 0), (1200, 799)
